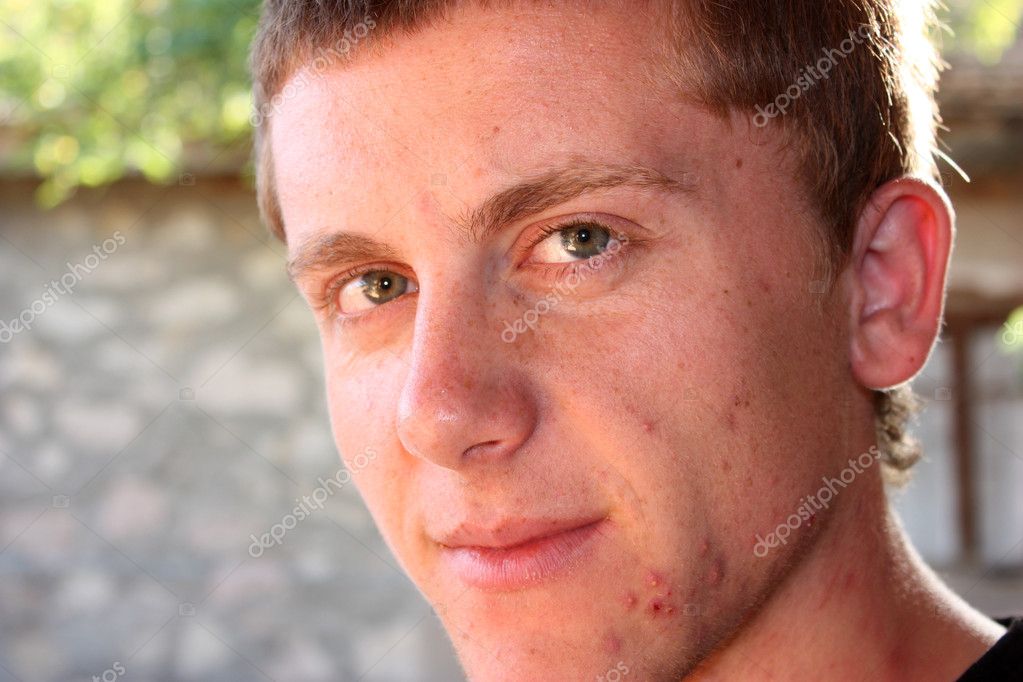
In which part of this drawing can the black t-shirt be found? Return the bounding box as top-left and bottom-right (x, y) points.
(956, 617), (1023, 681)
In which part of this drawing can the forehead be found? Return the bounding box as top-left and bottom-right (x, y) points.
(269, 3), (723, 250)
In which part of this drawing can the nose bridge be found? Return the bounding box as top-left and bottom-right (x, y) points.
(396, 274), (536, 469)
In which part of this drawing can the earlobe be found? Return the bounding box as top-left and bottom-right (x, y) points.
(848, 178), (954, 390)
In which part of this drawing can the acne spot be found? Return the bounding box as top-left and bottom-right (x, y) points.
(699, 538), (711, 557)
(623, 591), (638, 609)
(706, 557), (726, 587)
(642, 420), (654, 433)
(649, 598), (675, 616)
(844, 571), (856, 589)
(722, 460), (732, 473)
(646, 569), (665, 587)
(647, 585), (676, 618)
(736, 157), (743, 168)
(604, 631), (622, 654)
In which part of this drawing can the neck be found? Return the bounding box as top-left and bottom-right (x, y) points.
(687, 467), (1004, 681)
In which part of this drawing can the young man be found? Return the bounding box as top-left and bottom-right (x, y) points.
(249, 1), (1022, 679)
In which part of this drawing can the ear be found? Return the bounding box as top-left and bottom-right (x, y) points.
(847, 177), (954, 390)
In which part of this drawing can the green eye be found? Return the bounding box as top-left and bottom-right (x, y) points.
(534, 223), (615, 263)
(339, 270), (418, 314)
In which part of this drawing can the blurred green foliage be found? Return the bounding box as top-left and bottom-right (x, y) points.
(943, 0), (1023, 63)
(1003, 306), (1023, 351)
(0, 0), (260, 206)
(0, 0), (1020, 208)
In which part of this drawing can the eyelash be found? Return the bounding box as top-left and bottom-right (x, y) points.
(317, 216), (631, 324)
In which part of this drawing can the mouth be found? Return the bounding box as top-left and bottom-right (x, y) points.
(437, 516), (609, 592)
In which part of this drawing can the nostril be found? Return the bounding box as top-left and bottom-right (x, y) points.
(462, 440), (505, 461)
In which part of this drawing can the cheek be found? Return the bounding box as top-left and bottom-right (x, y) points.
(322, 349), (407, 503)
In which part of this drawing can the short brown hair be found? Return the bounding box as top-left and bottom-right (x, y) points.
(250, 0), (941, 478)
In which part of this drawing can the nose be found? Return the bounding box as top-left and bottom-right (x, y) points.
(396, 281), (537, 470)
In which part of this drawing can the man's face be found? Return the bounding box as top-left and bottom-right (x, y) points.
(275, 3), (861, 679)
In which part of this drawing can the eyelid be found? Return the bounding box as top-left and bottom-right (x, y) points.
(318, 263), (417, 319)
(517, 213), (632, 265)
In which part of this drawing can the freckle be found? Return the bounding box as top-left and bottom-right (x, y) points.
(493, 125), (501, 134)
(722, 288), (730, 295)
(735, 158), (743, 168)
(760, 279), (771, 293)
(722, 460), (732, 473)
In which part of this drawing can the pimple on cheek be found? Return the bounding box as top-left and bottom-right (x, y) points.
(630, 569), (676, 619)
(706, 556), (726, 587)
(603, 631), (623, 654)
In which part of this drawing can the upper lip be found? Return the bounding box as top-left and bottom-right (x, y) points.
(436, 514), (607, 550)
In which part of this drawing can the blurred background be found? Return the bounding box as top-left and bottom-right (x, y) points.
(0, 1), (1021, 680)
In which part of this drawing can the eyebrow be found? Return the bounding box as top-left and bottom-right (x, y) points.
(286, 160), (696, 282)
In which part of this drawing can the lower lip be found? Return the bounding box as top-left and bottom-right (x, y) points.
(440, 518), (608, 591)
